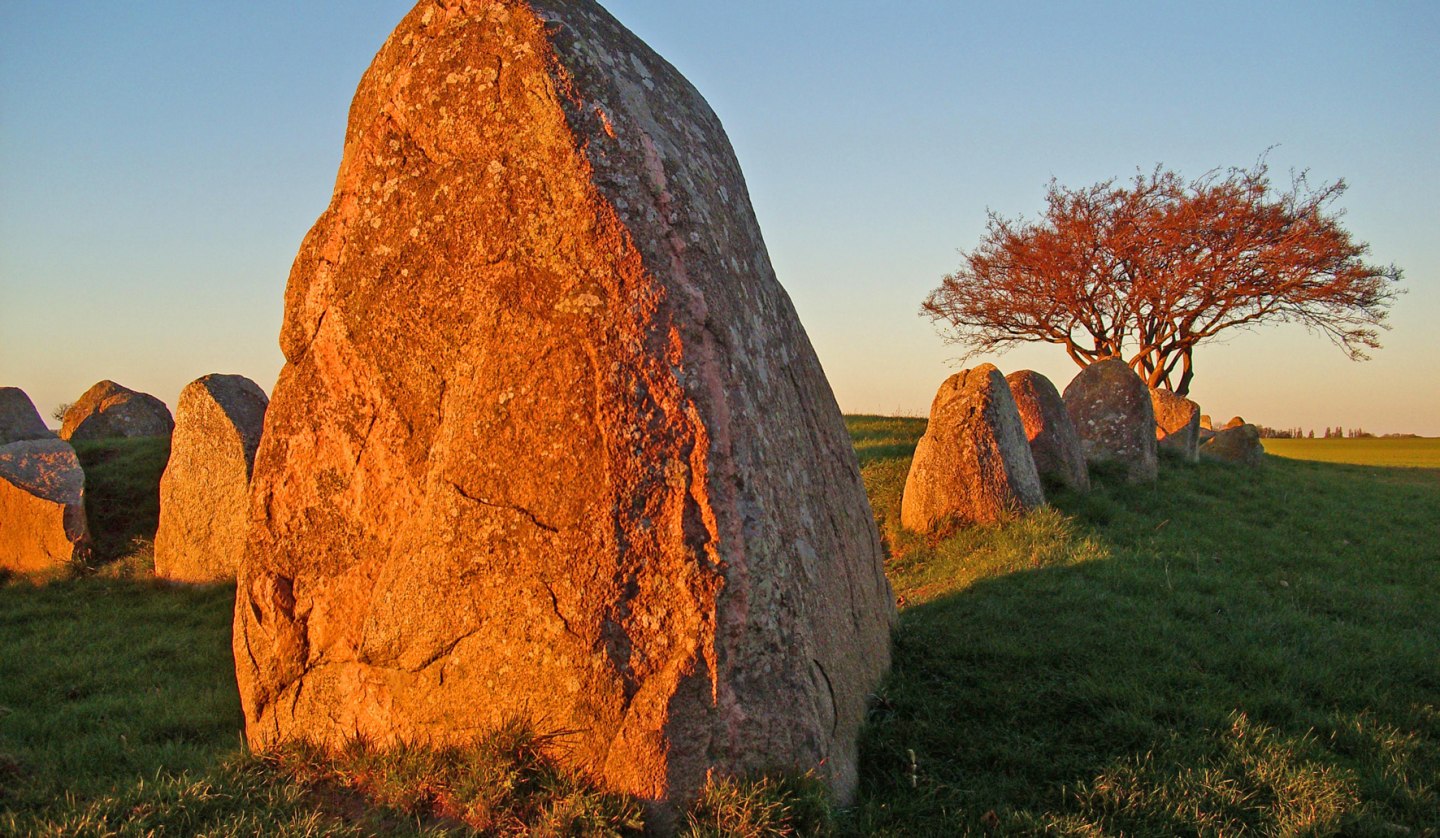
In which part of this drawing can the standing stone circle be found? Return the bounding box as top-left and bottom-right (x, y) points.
(154, 374), (268, 583)
(901, 365), (1045, 532)
(1150, 388), (1201, 462)
(60, 380), (174, 441)
(0, 439), (89, 572)
(1200, 423), (1265, 466)
(0, 387), (56, 446)
(1062, 359), (1157, 482)
(234, 0), (894, 816)
(1006, 370), (1089, 492)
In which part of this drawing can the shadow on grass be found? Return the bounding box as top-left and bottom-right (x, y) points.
(848, 447), (1440, 835)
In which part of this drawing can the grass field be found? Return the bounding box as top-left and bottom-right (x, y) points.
(844, 416), (1439, 834)
(71, 437), (170, 564)
(1262, 436), (1440, 469)
(2, 424), (1437, 834)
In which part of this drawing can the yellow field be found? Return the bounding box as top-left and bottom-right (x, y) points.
(1261, 437), (1440, 468)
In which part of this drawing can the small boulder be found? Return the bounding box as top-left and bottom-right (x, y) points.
(902, 364), (1045, 531)
(0, 387), (56, 445)
(1151, 389), (1201, 462)
(60, 380), (174, 441)
(0, 438), (89, 572)
(1200, 423), (1264, 466)
(1199, 414), (1213, 430)
(1062, 359), (1157, 482)
(1006, 370), (1089, 492)
(154, 374), (268, 582)
(1222, 416), (1246, 430)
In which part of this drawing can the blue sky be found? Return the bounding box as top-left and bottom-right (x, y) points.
(2, 1), (1436, 433)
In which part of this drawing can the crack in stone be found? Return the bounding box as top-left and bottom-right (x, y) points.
(543, 579), (584, 642)
(812, 658), (838, 737)
(447, 479), (559, 533)
(350, 413), (380, 475)
(407, 629), (481, 673)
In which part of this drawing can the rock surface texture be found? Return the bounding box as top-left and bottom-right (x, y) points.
(901, 365), (1045, 531)
(1006, 370), (1089, 492)
(60, 380), (174, 441)
(233, 0), (894, 817)
(155, 375), (269, 582)
(0, 387), (56, 445)
(1151, 388), (1201, 462)
(1200, 424), (1265, 466)
(1063, 359), (1157, 482)
(0, 439), (89, 571)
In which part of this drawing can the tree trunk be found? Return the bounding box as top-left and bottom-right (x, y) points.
(1174, 347), (1194, 396)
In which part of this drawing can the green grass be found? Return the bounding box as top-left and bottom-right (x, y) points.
(845, 415), (1440, 835)
(0, 577), (368, 836)
(1262, 436), (1440, 468)
(71, 437), (171, 565)
(3, 418), (1437, 835)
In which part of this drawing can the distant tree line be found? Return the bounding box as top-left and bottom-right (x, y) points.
(1258, 426), (1420, 440)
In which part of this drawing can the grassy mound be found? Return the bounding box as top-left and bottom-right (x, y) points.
(847, 416), (1439, 835)
(1, 418), (1435, 834)
(71, 436), (170, 566)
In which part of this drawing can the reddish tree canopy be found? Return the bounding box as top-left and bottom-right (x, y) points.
(922, 162), (1402, 395)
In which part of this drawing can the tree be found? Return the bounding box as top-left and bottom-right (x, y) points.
(922, 160), (1402, 395)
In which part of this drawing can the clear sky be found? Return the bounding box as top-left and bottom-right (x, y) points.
(3, 1), (1437, 435)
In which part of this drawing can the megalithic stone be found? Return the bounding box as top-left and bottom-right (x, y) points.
(0, 438), (90, 572)
(233, 0), (895, 820)
(1063, 359), (1158, 482)
(1006, 370), (1090, 492)
(902, 364), (1046, 532)
(0, 387), (57, 446)
(60, 380), (174, 441)
(155, 374), (268, 582)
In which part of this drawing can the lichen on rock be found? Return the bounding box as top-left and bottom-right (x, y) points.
(234, 0), (893, 817)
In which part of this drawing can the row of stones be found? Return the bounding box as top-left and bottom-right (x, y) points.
(901, 358), (1265, 533)
(0, 377), (266, 579)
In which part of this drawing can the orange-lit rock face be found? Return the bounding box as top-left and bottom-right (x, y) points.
(1150, 388), (1200, 462)
(0, 438), (89, 572)
(901, 364), (1045, 532)
(235, 0), (893, 814)
(154, 374), (268, 582)
(1063, 359), (1157, 483)
(1006, 370), (1089, 493)
(60, 380), (174, 442)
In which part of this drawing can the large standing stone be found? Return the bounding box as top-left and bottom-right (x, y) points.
(154, 375), (268, 583)
(234, 0), (894, 817)
(0, 387), (56, 445)
(60, 380), (174, 441)
(1150, 388), (1201, 462)
(1062, 359), (1157, 482)
(0, 439), (89, 572)
(1200, 424), (1265, 466)
(901, 365), (1045, 532)
(1005, 370), (1089, 492)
